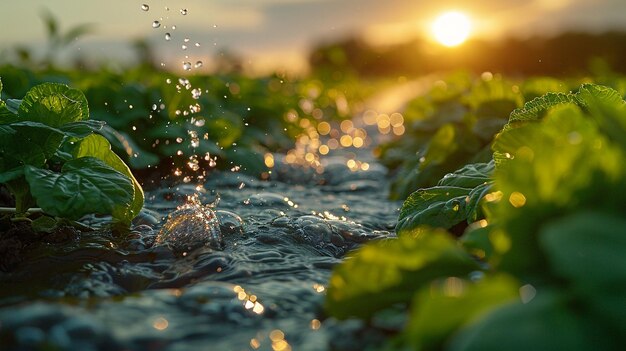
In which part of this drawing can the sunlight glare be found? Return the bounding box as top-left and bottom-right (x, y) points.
(432, 11), (472, 47)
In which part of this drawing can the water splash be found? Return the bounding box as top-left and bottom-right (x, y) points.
(155, 195), (224, 255)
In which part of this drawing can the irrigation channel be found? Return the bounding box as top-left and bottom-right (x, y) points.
(0, 79), (431, 350)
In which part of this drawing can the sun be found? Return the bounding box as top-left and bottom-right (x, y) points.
(431, 11), (472, 47)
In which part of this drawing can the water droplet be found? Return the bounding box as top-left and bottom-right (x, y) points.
(195, 42), (200, 47)
(192, 88), (202, 99)
(172, 25), (177, 30)
(182, 62), (192, 71)
(152, 104), (158, 110)
(166, 78), (172, 84)
(180, 8), (188, 15)
(165, 33), (171, 41)
(141, 4), (149, 11)
(152, 21), (161, 28)
(194, 61), (203, 68)
(184, 38), (190, 43)
(181, 45), (188, 50)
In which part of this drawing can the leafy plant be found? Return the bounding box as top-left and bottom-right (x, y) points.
(325, 83), (626, 350)
(381, 74), (523, 200)
(0, 79), (143, 224)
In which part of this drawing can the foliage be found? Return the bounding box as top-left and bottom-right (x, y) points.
(0, 64), (367, 178)
(0, 80), (143, 224)
(381, 73), (523, 200)
(325, 83), (626, 350)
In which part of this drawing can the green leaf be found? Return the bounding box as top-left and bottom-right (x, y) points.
(74, 134), (144, 223)
(24, 157), (134, 220)
(396, 186), (470, 234)
(437, 161), (493, 188)
(325, 229), (479, 319)
(460, 223), (494, 259)
(449, 291), (613, 351)
(6, 99), (22, 115)
(465, 181), (493, 222)
(0, 98), (20, 121)
(508, 92), (573, 124)
(540, 211), (626, 329)
(491, 94), (625, 276)
(59, 120), (105, 136)
(0, 120), (104, 139)
(98, 125), (159, 169)
(18, 83), (89, 126)
(540, 211), (626, 289)
(575, 83), (624, 108)
(0, 124), (16, 135)
(404, 274), (519, 350)
(0, 166), (24, 183)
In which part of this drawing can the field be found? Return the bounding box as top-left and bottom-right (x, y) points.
(1, 5), (626, 351)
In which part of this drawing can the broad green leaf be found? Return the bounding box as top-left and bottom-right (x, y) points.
(0, 98), (19, 121)
(98, 125), (159, 169)
(6, 99), (22, 115)
(540, 212), (626, 305)
(0, 125), (16, 135)
(0, 84), (91, 167)
(492, 100), (625, 276)
(24, 157), (133, 220)
(508, 92), (573, 124)
(575, 83), (624, 107)
(0, 120), (104, 139)
(396, 186), (470, 233)
(437, 161), (493, 188)
(449, 291), (613, 351)
(420, 123), (458, 168)
(465, 181), (493, 222)
(18, 83), (88, 126)
(540, 211), (626, 332)
(58, 120), (105, 136)
(74, 134), (144, 223)
(325, 229), (479, 319)
(574, 84), (626, 149)
(460, 223), (494, 259)
(404, 274), (519, 350)
(0, 166), (24, 183)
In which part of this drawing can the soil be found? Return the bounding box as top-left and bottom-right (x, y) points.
(0, 216), (81, 272)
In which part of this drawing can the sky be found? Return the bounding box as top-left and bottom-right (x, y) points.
(0, 0), (625, 73)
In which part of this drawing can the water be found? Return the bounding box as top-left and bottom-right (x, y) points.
(0, 150), (401, 350)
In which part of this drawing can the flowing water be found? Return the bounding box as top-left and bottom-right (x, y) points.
(0, 76), (436, 350)
(0, 155), (399, 351)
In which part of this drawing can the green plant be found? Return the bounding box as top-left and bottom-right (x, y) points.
(0, 79), (143, 225)
(325, 84), (626, 350)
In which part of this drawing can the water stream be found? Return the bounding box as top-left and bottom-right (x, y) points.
(0, 83), (430, 350)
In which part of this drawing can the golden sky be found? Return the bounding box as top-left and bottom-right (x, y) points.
(0, 0), (624, 72)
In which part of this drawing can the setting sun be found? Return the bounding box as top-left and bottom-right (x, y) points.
(432, 11), (472, 47)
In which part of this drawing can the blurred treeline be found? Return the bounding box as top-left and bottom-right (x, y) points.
(309, 31), (626, 77)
